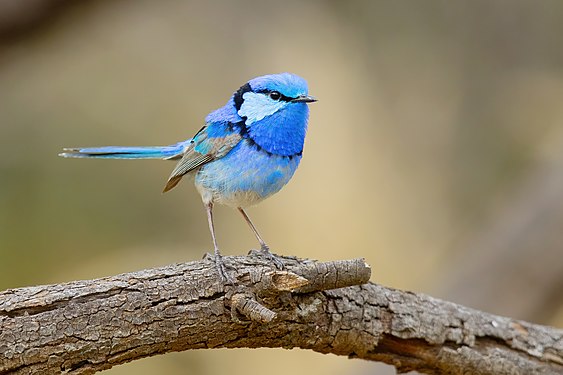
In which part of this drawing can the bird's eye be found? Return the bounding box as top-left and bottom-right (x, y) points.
(269, 91), (281, 101)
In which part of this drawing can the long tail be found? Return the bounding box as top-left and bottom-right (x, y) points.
(59, 141), (189, 160)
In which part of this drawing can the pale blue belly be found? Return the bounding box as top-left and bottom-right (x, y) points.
(194, 140), (302, 207)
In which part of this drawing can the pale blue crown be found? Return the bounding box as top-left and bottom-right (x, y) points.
(248, 72), (309, 98)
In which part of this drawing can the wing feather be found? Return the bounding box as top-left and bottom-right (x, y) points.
(163, 124), (242, 192)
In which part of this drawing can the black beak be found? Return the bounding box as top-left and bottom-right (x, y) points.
(291, 95), (318, 103)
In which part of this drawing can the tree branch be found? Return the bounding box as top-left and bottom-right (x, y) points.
(0, 255), (561, 374)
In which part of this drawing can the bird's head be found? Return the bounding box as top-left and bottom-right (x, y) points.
(233, 73), (317, 126)
(203, 73), (316, 156)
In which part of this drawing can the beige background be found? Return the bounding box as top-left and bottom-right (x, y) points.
(1, 1), (562, 374)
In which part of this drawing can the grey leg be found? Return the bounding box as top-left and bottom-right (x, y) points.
(238, 207), (284, 269)
(205, 202), (232, 283)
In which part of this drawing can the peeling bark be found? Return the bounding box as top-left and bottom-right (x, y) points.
(0, 255), (561, 374)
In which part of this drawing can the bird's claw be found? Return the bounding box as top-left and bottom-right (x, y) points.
(249, 245), (285, 270)
(214, 254), (235, 285)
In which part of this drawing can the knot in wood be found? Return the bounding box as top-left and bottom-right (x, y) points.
(230, 293), (276, 323)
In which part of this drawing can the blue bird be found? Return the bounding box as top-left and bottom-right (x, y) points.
(60, 73), (317, 282)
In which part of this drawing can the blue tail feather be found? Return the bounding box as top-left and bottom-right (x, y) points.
(59, 141), (189, 160)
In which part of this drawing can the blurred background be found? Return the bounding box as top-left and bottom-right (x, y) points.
(1, 1), (562, 374)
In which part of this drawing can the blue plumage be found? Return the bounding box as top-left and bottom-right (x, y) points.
(60, 72), (317, 282)
(60, 141), (189, 159)
(195, 140), (302, 206)
(245, 102), (308, 156)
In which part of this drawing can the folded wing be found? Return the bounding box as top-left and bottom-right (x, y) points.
(163, 124), (242, 192)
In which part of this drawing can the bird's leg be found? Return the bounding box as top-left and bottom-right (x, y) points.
(205, 202), (233, 284)
(238, 207), (284, 269)
(238, 207), (269, 250)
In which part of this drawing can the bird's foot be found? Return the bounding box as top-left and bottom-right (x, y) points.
(211, 253), (235, 285)
(249, 245), (285, 270)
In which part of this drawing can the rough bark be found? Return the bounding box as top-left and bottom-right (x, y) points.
(0, 255), (561, 375)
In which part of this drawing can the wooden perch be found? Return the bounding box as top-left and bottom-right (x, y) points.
(0, 255), (561, 375)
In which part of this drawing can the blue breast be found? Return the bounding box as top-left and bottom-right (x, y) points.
(245, 103), (309, 157)
(195, 140), (302, 205)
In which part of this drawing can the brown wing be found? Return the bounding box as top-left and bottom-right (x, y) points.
(162, 126), (242, 192)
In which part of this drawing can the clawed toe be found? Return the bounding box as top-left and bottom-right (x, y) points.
(213, 254), (235, 285)
(249, 245), (285, 270)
